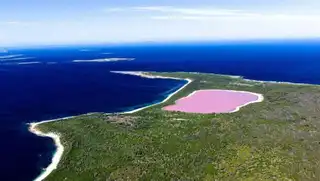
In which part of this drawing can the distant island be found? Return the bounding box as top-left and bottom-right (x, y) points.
(31, 71), (320, 180)
(0, 48), (8, 53)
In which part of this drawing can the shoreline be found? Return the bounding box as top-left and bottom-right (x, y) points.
(29, 124), (64, 181)
(26, 71), (320, 181)
(242, 78), (319, 87)
(28, 70), (314, 181)
(29, 70), (313, 181)
(123, 70), (319, 86)
(163, 89), (264, 114)
(28, 114), (97, 181)
(28, 71), (192, 181)
(189, 71), (319, 86)
(111, 71), (193, 114)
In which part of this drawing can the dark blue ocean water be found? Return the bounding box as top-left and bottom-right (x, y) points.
(1, 40), (320, 180)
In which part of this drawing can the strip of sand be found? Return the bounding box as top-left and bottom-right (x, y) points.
(29, 71), (192, 181)
(29, 123), (63, 181)
(111, 71), (193, 114)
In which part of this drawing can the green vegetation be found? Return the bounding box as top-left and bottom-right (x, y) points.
(38, 72), (320, 180)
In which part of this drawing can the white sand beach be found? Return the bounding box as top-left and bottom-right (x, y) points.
(29, 71), (191, 181)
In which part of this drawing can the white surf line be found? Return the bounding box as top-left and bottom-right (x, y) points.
(29, 71), (192, 181)
(29, 124), (63, 181)
(27, 115), (120, 181)
(28, 114), (97, 181)
(29, 113), (101, 181)
(111, 71), (193, 114)
(243, 78), (320, 87)
(161, 71), (319, 87)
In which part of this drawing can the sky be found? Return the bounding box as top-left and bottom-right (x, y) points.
(1, 0), (320, 46)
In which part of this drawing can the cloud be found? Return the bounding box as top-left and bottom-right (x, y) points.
(150, 14), (320, 21)
(133, 6), (256, 16)
(5, 21), (22, 25)
(0, 21), (37, 26)
(104, 7), (126, 12)
(102, 6), (320, 40)
(150, 16), (215, 20)
(105, 6), (261, 17)
(104, 6), (320, 21)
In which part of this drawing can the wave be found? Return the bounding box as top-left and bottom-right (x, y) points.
(1, 57), (35, 61)
(16, 61), (41, 65)
(72, 58), (135, 63)
(0, 54), (24, 59)
(79, 49), (93, 52)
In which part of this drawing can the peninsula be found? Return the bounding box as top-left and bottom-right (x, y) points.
(31, 71), (320, 181)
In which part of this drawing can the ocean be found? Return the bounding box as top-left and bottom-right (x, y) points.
(1, 40), (320, 180)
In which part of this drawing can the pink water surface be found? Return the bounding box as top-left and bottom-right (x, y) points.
(163, 90), (260, 114)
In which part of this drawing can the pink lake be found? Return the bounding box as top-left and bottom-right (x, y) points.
(163, 90), (263, 114)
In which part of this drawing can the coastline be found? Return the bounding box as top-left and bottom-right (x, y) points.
(28, 71), (192, 181)
(28, 114), (97, 181)
(111, 71), (193, 114)
(184, 71), (319, 86)
(28, 70), (313, 181)
(29, 124), (64, 181)
(113, 71), (320, 86)
(243, 78), (320, 86)
(139, 70), (319, 86)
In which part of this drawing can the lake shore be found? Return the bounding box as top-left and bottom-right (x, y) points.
(163, 89), (264, 114)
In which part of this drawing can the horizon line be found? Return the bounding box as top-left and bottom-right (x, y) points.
(2, 37), (320, 49)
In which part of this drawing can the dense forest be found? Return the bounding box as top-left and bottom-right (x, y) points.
(39, 72), (320, 180)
